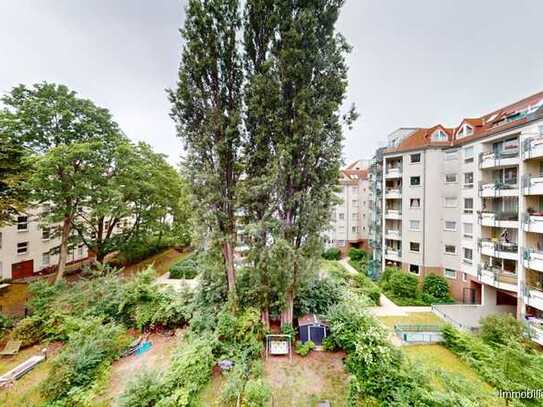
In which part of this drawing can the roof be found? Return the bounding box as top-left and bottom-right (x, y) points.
(298, 314), (329, 327)
(340, 160), (368, 181)
(385, 90), (543, 154)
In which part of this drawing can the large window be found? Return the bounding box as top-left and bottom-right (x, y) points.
(444, 221), (456, 231)
(410, 198), (421, 208)
(463, 248), (473, 263)
(409, 220), (421, 231)
(409, 264), (420, 275)
(17, 216), (28, 231)
(410, 153), (421, 163)
(464, 146), (474, 163)
(433, 130), (448, 142)
(464, 172), (474, 188)
(445, 174), (457, 183)
(17, 242), (28, 255)
(410, 242), (420, 252)
(444, 245), (457, 255)
(444, 197), (457, 208)
(445, 150), (457, 161)
(464, 198), (474, 214)
(463, 223), (473, 238)
(410, 176), (421, 186)
(42, 252), (50, 266)
(444, 269), (457, 279)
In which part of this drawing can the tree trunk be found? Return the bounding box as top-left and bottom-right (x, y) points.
(55, 215), (71, 283)
(261, 307), (270, 330)
(222, 239), (236, 293)
(280, 290), (294, 327)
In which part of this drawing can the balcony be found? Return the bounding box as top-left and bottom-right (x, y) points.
(479, 181), (519, 198)
(524, 284), (543, 312)
(523, 135), (543, 161)
(479, 238), (518, 260)
(384, 247), (401, 262)
(479, 211), (519, 228)
(479, 150), (519, 169)
(477, 266), (518, 292)
(385, 188), (402, 199)
(522, 175), (543, 195)
(385, 229), (401, 240)
(384, 209), (402, 220)
(527, 320), (543, 346)
(385, 167), (402, 179)
(523, 249), (543, 273)
(522, 212), (543, 233)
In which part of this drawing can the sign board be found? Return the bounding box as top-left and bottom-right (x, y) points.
(270, 340), (289, 355)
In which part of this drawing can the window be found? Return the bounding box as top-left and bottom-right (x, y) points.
(462, 272), (468, 282)
(444, 197), (457, 208)
(339, 213), (344, 220)
(410, 198), (421, 208)
(409, 220), (421, 231)
(410, 176), (420, 186)
(410, 242), (420, 252)
(444, 269), (457, 279)
(464, 146), (474, 163)
(336, 240), (345, 246)
(410, 153), (421, 163)
(463, 248), (473, 263)
(445, 174), (457, 183)
(352, 200), (359, 207)
(42, 252), (50, 266)
(444, 221), (456, 231)
(432, 130), (448, 142)
(17, 216), (28, 231)
(17, 242), (29, 255)
(464, 172), (474, 188)
(352, 212), (358, 220)
(0, 232), (2, 249)
(445, 150), (457, 161)
(464, 198), (474, 214)
(42, 227), (51, 240)
(409, 264), (420, 275)
(352, 187), (359, 194)
(463, 223), (473, 238)
(351, 226), (358, 233)
(444, 245), (456, 255)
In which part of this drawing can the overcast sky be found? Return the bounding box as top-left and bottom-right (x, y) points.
(1, 0), (542, 165)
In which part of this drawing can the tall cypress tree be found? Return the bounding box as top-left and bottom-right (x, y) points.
(169, 0), (244, 296)
(243, 0), (355, 325)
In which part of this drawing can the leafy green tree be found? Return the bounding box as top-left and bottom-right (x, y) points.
(243, 0), (355, 325)
(1, 83), (121, 280)
(0, 132), (28, 225)
(169, 0), (244, 296)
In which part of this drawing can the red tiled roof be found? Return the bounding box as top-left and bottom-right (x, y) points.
(385, 90), (543, 154)
(341, 160), (368, 180)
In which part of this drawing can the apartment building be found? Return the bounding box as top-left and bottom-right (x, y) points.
(0, 210), (89, 280)
(378, 91), (543, 338)
(325, 160), (370, 253)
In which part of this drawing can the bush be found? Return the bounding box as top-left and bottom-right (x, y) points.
(422, 274), (451, 301)
(480, 313), (528, 346)
(41, 319), (128, 403)
(119, 369), (164, 407)
(12, 315), (45, 346)
(386, 270), (419, 299)
(244, 378), (272, 407)
(321, 247), (341, 260)
(348, 247), (367, 262)
(352, 273), (381, 305)
(295, 277), (343, 316)
(295, 340), (315, 356)
(0, 313), (13, 339)
(169, 257), (199, 279)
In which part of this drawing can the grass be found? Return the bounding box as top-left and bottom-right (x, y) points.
(121, 247), (190, 278)
(377, 312), (445, 329)
(403, 345), (507, 406)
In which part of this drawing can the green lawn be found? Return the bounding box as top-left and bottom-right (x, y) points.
(377, 312), (445, 328)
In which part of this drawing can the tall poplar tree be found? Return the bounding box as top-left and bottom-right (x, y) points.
(0, 132), (28, 225)
(243, 0), (355, 325)
(169, 0), (244, 296)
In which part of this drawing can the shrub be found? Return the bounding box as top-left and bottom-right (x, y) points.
(295, 277), (343, 316)
(348, 247), (367, 262)
(480, 313), (528, 346)
(12, 315), (45, 346)
(386, 270), (419, 299)
(169, 257), (199, 279)
(0, 313), (13, 339)
(352, 273), (381, 305)
(295, 340), (315, 356)
(422, 274), (450, 300)
(41, 319), (128, 403)
(321, 247), (341, 260)
(119, 369), (164, 407)
(244, 378), (272, 406)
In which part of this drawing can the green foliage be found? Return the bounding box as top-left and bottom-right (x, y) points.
(422, 274), (453, 303)
(0, 313), (12, 339)
(386, 270), (419, 299)
(442, 324), (543, 405)
(348, 247), (367, 262)
(294, 277), (343, 316)
(322, 247), (341, 260)
(12, 315), (45, 346)
(480, 313), (528, 346)
(243, 378), (272, 407)
(295, 340), (315, 357)
(280, 323), (296, 342)
(352, 273), (381, 306)
(169, 257), (199, 279)
(119, 369), (164, 407)
(41, 318), (128, 404)
(215, 307), (263, 360)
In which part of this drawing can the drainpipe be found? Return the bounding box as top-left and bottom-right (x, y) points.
(422, 150), (427, 276)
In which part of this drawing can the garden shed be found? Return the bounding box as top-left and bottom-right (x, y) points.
(298, 314), (329, 346)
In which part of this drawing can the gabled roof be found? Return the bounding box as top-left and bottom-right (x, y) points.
(385, 90), (543, 154)
(341, 160), (368, 181)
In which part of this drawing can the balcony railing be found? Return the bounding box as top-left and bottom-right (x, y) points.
(479, 238), (518, 254)
(477, 265), (518, 286)
(478, 211), (519, 226)
(522, 175), (543, 195)
(385, 248), (401, 258)
(385, 229), (401, 239)
(479, 180), (519, 196)
(385, 167), (402, 177)
(385, 209), (402, 218)
(522, 135), (543, 160)
(479, 149), (519, 168)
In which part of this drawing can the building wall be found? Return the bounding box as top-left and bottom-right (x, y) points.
(0, 209), (89, 280)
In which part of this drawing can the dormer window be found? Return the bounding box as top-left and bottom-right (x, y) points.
(456, 124), (474, 140)
(432, 130), (447, 142)
(465, 125), (473, 136)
